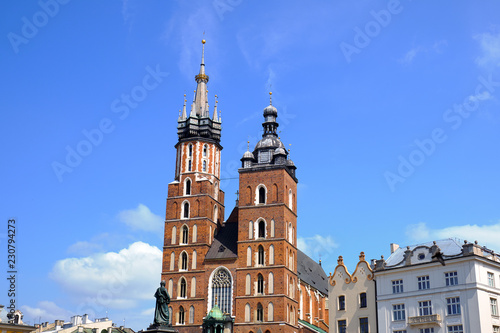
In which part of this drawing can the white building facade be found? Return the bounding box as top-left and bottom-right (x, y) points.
(373, 239), (500, 333)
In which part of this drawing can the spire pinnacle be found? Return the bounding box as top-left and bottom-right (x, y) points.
(193, 39), (209, 117)
(269, 91), (273, 105)
(181, 94), (187, 119)
(212, 95), (218, 121)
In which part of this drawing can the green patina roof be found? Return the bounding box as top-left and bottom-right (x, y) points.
(298, 319), (328, 333)
(206, 304), (224, 321)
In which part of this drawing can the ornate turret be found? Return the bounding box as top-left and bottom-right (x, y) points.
(240, 92), (296, 180)
(177, 40), (222, 143)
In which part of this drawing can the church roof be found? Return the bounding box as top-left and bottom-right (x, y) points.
(205, 208), (239, 260)
(297, 249), (329, 294)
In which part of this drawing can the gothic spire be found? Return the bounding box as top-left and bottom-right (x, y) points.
(191, 39), (210, 118)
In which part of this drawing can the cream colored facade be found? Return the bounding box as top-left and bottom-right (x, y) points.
(328, 253), (376, 333)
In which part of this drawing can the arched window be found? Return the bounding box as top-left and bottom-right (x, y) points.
(273, 184), (278, 202)
(245, 304), (251, 322)
(179, 278), (187, 298)
(171, 226), (177, 244)
(288, 189), (293, 209)
(269, 245), (274, 265)
(245, 274), (251, 295)
(213, 205), (218, 222)
(170, 252), (175, 270)
(270, 219), (275, 237)
(258, 187), (266, 204)
(258, 245), (264, 266)
(214, 182), (219, 200)
(192, 250), (197, 269)
(192, 224), (197, 243)
(246, 186), (252, 205)
(268, 272), (274, 294)
(188, 144), (193, 157)
(288, 222), (293, 243)
(247, 247), (252, 266)
(191, 277), (196, 297)
(257, 303), (263, 322)
(289, 250), (293, 270)
(189, 306), (194, 324)
(211, 267), (232, 315)
(257, 274), (264, 294)
(258, 220), (265, 238)
(178, 306), (185, 324)
(203, 160), (207, 172)
(185, 178), (191, 195)
(168, 279), (173, 297)
(181, 225), (189, 244)
(182, 202), (189, 219)
(248, 221), (253, 239)
(289, 277), (293, 298)
(188, 160), (192, 172)
(168, 307), (173, 325)
(268, 303), (274, 322)
(203, 144), (208, 157)
(180, 252), (188, 271)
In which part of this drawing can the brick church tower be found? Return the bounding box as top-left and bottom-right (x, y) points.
(161, 40), (328, 333)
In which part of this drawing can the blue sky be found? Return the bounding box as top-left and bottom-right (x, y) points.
(1, 0), (500, 330)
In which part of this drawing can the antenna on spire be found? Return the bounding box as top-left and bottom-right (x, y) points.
(269, 91), (273, 105)
(247, 140), (250, 150)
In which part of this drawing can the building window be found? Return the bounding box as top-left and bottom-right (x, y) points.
(446, 297), (460, 315)
(445, 271), (458, 286)
(258, 186), (266, 204)
(418, 275), (430, 290)
(257, 274), (264, 294)
(189, 306), (194, 324)
(488, 272), (495, 287)
(188, 144), (192, 157)
(179, 278), (187, 298)
(338, 295), (345, 310)
(185, 178), (191, 195)
(360, 292), (367, 308)
(202, 160), (207, 172)
(359, 317), (368, 333)
(181, 252), (188, 270)
(447, 325), (463, 333)
(211, 267), (232, 315)
(419, 300), (432, 316)
(393, 304), (405, 321)
(256, 303), (263, 322)
(258, 220), (265, 238)
(182, 202), (189, 219)
(393, 331), (407, 333)
(268, 302), (274, 321)
(181, 225), (188, 244)
(258, 245), (264, 266)
(419, 329), (434, 333)
(491, 298), (498, 316)
(188, 160), (192, 171)
(392, 279), (404, 293)
(203, 144), (207, 157)
(246, 247), (252, 266)
(338, 320), (346, 333)
(493, 326), (500, 333)
(178, 306), (185, 324)
(245, 303), (251, 322)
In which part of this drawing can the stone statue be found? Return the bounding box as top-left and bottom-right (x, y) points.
(154, 281), (171, 326)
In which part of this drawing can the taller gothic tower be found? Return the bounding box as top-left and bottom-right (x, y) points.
(162, 39), (225, 330)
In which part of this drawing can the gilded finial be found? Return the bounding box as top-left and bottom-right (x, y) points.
(202, 39), (206, 44)
(247, 140), (250, 150)
(269, 91), (273, 105)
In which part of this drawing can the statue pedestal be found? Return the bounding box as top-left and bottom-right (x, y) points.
(141, 324), (178, 333)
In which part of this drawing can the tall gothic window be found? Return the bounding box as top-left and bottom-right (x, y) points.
(211, 268), (232, 315)
(181, 252), (188, 270)
(188, 144), (192, 157)
(258, 221), (265, 238)
(178, 306), (185, 324)
(258, 245), (264, 266)
(179, 278), (187, 298)
(181, 225), (188, 244)
(188, 160), (192, 171)
(257, 274), (264, 294)
(203, 160), (207, 172)
(185, 179), (191, 195)
(257, 303), (263, 322)
(259, 187), (266, 204)
(203, 144), (207, 157)
(183, 202), (189, 219)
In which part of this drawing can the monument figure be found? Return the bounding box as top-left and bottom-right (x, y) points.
(154, 281), (171, 326)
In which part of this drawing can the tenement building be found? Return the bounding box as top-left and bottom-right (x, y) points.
(161, 40), (328, 333)
(373, 239), (500, 333)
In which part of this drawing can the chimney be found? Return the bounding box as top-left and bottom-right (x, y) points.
(390, 243), (399, 254)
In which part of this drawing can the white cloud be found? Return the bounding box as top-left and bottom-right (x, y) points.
(51, 242), (162, 311)
(21, 301), (73, 323)
(406, 221), (500, 251)
(399, 46), (424, 65)
(140, 307), (155, 317)
(117, 204), (163, 232)
(475, 31), (500, 68)
(297, 234), (338, 262)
